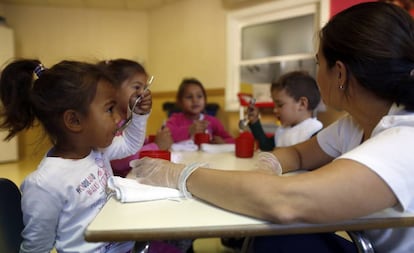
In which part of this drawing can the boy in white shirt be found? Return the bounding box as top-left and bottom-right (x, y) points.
(247, 71), (323, 151)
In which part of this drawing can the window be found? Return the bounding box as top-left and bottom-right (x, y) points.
(226, 0), (329, 111)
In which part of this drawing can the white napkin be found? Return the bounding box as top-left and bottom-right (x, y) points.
(170, 139), (198, 152)
(200, 143), (235, 153)
(107, 176), (183, 203)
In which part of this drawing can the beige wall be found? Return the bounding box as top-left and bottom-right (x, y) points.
(1, 3), (151, 160)
(0, 0), (342, 160)
(2, 4), (148, 66)
(0, 0), (233, 160)
(148, 0), (226, 92)
(2, 0), (226, 91)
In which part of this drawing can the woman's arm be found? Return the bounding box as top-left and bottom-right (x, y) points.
(186, 157), (396, 224)
(131, 134), (399, 224)
(273, 137), (333, 173)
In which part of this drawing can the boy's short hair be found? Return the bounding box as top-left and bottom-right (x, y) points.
(271, 71), (321, 110)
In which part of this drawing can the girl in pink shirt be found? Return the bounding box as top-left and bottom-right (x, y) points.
(166, 78), (234, 144)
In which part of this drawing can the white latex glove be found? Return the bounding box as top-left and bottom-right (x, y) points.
(128, 157), (185, 189)
(254, 152), (282, 175)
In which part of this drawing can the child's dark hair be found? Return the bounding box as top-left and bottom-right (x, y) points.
(0, 59), (112, 143)
(97, 59), (147, 88)
(176, 77), (207, 103)
(271, 71), (320, 111)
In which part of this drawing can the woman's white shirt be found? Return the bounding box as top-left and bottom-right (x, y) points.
(317, 104), (414, 253)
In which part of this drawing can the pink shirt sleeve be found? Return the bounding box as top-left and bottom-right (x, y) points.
(166, 113), (193, 142)
(205, 115), (235, 143)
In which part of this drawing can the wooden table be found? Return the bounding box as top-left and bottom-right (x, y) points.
(85, 150), (414, 252)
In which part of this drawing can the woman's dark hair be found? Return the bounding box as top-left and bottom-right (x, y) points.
(176, 77), (207, 104)
(320, 2), (414, 110)
(97, 59), (147, 88)
(271, 71), (320, 111)
(0, 59), (112, 143)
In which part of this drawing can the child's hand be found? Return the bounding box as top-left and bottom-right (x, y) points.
(130, 89), (152, 115)
(154, 127), (173, 150)
(247, 105), (260, 124)
(189, 120), (209, 136)
(211, 135), (225, 144)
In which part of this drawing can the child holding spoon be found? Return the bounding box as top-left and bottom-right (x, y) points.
(98, 59), (173, 177)
(247, 71), (322, 151)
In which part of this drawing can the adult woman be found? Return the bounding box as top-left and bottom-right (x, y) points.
(129, 2), (414, 252)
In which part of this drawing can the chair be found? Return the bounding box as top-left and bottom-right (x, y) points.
(347, 231), (375, 253)
(162, 102), (181, 117)
(0, 178), (24, 253)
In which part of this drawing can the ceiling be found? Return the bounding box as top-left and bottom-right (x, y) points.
(0, 0), (185, 11)
(0, 0), (267, 11)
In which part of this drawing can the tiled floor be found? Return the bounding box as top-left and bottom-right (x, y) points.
(0, 156), (234, 253)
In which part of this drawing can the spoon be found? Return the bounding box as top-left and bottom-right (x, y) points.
(238, 97), (256, 130)
(117, 75), (154, 133)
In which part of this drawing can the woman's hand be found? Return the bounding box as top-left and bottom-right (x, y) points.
(128, 157), (185, 189)
(254, 152), (282, 175)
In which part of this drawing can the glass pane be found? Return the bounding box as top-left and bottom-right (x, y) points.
(241, 14), (314, 60)
(240, 58), (316, 84)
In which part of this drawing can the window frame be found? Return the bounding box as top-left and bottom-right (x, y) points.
(225, 0), (330, 111)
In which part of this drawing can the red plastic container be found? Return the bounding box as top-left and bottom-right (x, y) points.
(194, 133), (210, 147)
(138, 150), (171, 161)
(235, 132), (255, 158)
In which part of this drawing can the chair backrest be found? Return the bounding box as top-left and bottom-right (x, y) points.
(0, 178), (24, 253)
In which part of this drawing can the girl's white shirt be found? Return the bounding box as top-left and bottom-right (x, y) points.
(19, 113), (149, 253)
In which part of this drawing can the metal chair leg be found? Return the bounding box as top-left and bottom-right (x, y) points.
(347, 231), (375, 253)
(240, 236), (254, 253)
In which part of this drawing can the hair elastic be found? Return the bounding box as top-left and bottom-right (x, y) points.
(33, 63), (46, 78)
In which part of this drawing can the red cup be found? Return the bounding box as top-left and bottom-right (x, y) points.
(138, 150), (171, 161)
(194, 133), (210, 147)
(235, 135), (255, 158)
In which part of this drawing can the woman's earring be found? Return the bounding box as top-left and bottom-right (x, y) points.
(339, 84), (345, 90)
